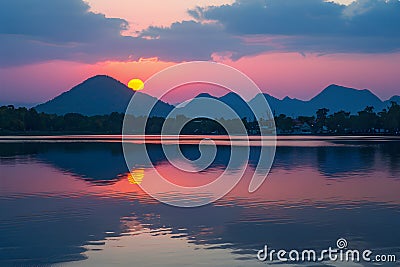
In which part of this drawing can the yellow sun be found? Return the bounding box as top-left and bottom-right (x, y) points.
(128, 78), (144, 91)
(128, 168), (145, 185)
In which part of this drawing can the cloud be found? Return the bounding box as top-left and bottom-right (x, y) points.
(191, 0), (400, 36)
(0, 0), (399, 67)
(189, 0), (400, 53)
(0, 0), (267, 66)
(136, 21), (271, 61)
(191, 0), (344, 35)
(0, 0), (128, 43)
(0, 0), (137, 66)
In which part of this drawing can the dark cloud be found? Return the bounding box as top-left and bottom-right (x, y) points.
(0, 0), (399, 67)
(137, 21), (271, 61)
(189, 0), (400, 53)
(0, 0), (269, 66)
(191, 0), (344, 36)
(0, 0), (128, 42)
(0, 33), (136, 66)
(0, 0), (267, 66)
(192, 0), (400, 37)
(0, 0), (138, 66)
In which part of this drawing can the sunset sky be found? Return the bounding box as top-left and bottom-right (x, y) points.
(1, 0), (399, 105)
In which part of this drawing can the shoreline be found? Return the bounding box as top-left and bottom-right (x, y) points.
(1, 132), (399, 138)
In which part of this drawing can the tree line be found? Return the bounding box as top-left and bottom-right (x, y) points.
(0, 102), (399, 135)
(275, 102), (400, 134)
(0, 106), (124, 134)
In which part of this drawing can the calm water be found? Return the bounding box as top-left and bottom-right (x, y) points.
(0, 136), (399, 267)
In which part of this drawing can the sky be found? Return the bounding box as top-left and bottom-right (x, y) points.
(0, 0), (399, 105)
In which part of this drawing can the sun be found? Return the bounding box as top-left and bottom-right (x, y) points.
(128, 78), (144, 91)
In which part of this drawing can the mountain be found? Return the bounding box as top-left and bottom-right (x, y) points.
(35, 75), (173, 117)
(174, 92), (257, 120)
(219, 92), (255, 119)
(250, 84), (398, 117)
(389, 95), (400, 102)
(174, 84), (399, 119)
(384, 95), (400, 109)
(308, 84), (383, 114)
(35, 76), (398, 118)
(250, 94), (307, 117)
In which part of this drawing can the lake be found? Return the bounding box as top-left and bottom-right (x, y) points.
(0, 136), (399, 266)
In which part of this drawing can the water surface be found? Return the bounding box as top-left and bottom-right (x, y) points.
(0, 136), (399, 266)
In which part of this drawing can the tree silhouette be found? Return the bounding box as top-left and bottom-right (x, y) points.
(0, 105), (399, 135)
(316, 108), (329, 132)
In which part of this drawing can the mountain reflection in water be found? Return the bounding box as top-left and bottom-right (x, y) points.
(0, 136), (399, 266)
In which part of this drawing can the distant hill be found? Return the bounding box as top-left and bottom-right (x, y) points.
(174, 92), (256, 120)
(308, 84), (383, 114)
(250, 84), (399, 117)
(219, 92), (255, 119)
(35, 75), (173, 117)
(177, 84), (399, 119)
(34, 76), (398, 118)
(385, 95), (400, 108)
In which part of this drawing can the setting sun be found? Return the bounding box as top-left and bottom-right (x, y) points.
(128, 78), (144, 91)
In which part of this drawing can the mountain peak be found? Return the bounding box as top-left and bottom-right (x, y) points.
(325, 84), (344, 89)
(308, 84), (383, 115)
(323, 84), (375, 94)
(35, 75), (173, 116)
(88, 74), (115, 80)
(220, 92), (244, 101)
(79, 75), (126, 88)
(222, 92), (240, 97)
(318, 84), (379, 99)
(195, 93), (216, 99)
(322, 84), (361, 94)
(389, 95), (400, 102)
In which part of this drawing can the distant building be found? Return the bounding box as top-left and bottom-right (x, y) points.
(292, 122), (312, 135)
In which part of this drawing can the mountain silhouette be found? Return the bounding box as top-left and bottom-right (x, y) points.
(35, 76), (398, 118)
(250, 94), (307, 117)
(173, 92), (256, 120)
(250, 84), (398, 117)
(35, 75), (173, 117)
(386, 95), (400, 107)
(308, 84), (383, 114)
(219, 92), (255, 119)
(179, 84), (398, 119)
